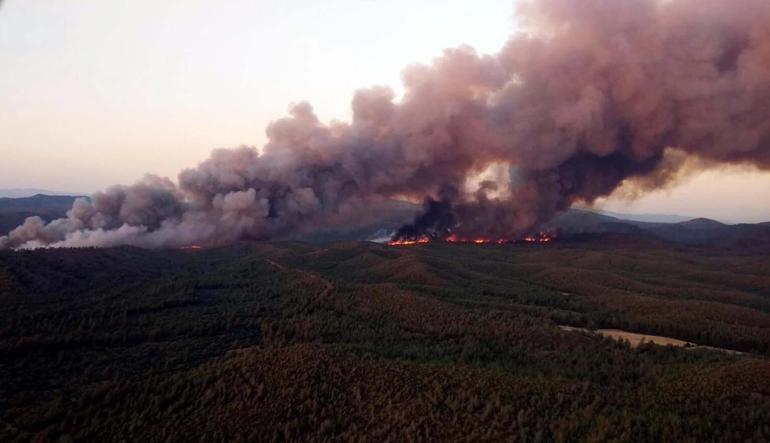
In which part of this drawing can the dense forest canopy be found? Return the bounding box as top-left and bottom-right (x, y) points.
(1, 239), (769, 441)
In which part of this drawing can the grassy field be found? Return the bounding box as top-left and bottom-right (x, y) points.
(1, 237), (769, 441)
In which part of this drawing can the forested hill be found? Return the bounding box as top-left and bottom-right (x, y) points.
(0, 194), (83, 236)
(1, 240), (769, 441)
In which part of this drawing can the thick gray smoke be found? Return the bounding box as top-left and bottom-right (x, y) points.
(2, 0), (770, 249)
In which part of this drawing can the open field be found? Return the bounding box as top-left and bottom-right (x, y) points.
(1, 237), (769, 441)
(559, 326), (695, 348)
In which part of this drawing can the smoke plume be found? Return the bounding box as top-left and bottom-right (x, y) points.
(2, 0), (770, 249)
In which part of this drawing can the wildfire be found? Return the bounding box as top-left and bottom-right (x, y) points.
(180, 245), (203, 251)
(446, 235), (509, 244)
(387, 233), (555, 246)
(386, 236), (431, 246)
(522, 234), (553, 243)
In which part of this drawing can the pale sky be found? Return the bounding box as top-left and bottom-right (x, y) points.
(0, 0), (768, 222)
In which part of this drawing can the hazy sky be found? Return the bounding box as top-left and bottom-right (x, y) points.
(0, 0), (768, 222)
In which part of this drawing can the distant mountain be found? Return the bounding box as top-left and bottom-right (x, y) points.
(0, 188), (83, 198)
(0, 194), (83, 235)
(545, 209), (650, 234)
(548, 209), (770, 249)
(595, 209), (693, 224)
(0, 194), (84, 214)
(647, 219), (770, 248)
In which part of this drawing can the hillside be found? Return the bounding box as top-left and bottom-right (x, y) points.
(0, 189), (80, 199)
(548, 209), (770, 248)
(0, 194), (83, 235)
(0, 194), (83, 213)
(1, 240), (769, 441)
(595, 209), (693, 224)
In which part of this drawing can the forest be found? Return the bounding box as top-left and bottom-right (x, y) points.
(1, 236), (769, 441)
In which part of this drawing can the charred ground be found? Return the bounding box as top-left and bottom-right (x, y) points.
(1, 238), (770, 441)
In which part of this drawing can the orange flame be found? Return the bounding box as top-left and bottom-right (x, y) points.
(521, 232), (554, 243)
(180, 245), (203, 250)
(386, 236), (431, 246)
(388, 232), (555, 246)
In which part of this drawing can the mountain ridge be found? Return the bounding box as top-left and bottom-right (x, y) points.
(0, 188), (85, 198)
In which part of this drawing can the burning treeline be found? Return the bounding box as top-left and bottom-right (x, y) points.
(2, 0), (770, 250)
(387, 233), (554, 247)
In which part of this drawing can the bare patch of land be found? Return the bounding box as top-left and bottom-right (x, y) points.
(596, 329), (693, 347)
(561, 326), (689, 347)
(559, 325), (746, 354)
